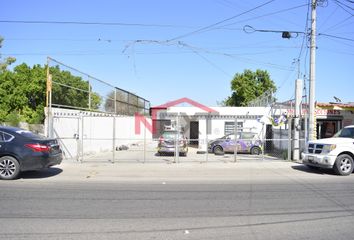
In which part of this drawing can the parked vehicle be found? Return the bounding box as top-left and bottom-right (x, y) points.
(208, 132), (262, 155)
(157, 130), (188, 156)
(302, 125), (354, 176)
(0, 126), (63, 180)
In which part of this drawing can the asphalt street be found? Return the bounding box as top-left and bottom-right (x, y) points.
(1, 161), (354, 240)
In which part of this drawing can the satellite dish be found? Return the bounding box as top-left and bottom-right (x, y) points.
(333, 96), (341, 102)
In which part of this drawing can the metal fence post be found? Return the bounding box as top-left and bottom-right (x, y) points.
(76, 117), (80, 162)
(88, 78), (91, 111)
(127, 94), (130, 115)
(205, 115), (209, 163)
(46, 57), (52, 138)
(288, 118), (292, 161)
(114, 88), (117, 114)
(143, 116), (146, 164)
(234, 117), (238, 163)
(175, 114), (180, 163)
(262, 123), (265, 161)
(80, 115), (84, 163)
(112, 116), (116, 163)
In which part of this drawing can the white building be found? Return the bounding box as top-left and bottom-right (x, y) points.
(153, 106), (288, 151)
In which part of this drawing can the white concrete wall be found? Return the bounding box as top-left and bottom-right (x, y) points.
(168, 106), (272, 116)
(48, 108), (152, 159)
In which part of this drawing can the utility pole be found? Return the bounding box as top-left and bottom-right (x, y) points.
(308, 0), (317, 141)
(303, 76), (308, 142)
(294, 79), (303, 161)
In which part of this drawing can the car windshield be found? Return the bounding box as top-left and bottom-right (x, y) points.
(221, 134), (236, 140)
(162, 131), (182, 139)
(221, 133), (256, 140)
(333, 127), (354, 138)
(241, 132), (256, 140)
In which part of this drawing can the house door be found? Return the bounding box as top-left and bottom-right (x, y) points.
(190, 121), (199, 145)
(265, 124), (273, 152)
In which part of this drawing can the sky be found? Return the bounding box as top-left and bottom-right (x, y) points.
(1, 0), (353, 107)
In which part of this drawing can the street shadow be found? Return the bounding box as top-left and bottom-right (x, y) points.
(19, 168), (63, 179)
(291, 165), (336, 175)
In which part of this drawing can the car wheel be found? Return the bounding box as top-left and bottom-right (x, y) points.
(0, 156), (20, 180)
(251, 146), (261, 155)
(333, 154), (354, 176)
(214, 146), (224, 155)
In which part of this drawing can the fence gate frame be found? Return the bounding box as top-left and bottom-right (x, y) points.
(51, 114), (81, 162)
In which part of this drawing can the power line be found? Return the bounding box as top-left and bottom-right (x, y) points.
(295, 0), (311, 79)
(334, 0), (354, 10)
(303, 41), (310, 81)
(243, 25), (305, 37)
(299, 0), (311, 59)
(0, 20), (192, 28)
(323, 35), (354, 47)
(2, 52), (115, 56)
(277, 68), (297, 90)
(330, 31), (354, 34)
(4, 37), (130, 42)
(275, 16), (308, 91)
(216, 1), (306, 29)
(321, 15), (353, 33)
(123, 39), (295, 71)
(332, 0), (354, 15)
(317, 4), (339, 32)
(218, 3), (309, 29)
(189, 51), (233, 77)
(211, 45), (302, 50)
(167, 0), (276, 42)
(244, 26), (354, 43)
(318, 33), (354, 41)
(0, 49), (300, 56)
(321, 48), (354, 55)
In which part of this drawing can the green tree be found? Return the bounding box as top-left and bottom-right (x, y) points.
(0, 37), (102, 124)
(50, 66), (101, 110)
(0, 37), (16, 72)
(0, 63), (102, 124)
(224, 69), (277, 106)
(0, 63), (50, 124)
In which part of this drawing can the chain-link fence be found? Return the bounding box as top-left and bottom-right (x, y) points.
(45, 58), (306, 164)
(50, 107), (306, 163)
(47, 57), (150, 116)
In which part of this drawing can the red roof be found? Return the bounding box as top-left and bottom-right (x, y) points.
(317, 102), (354, 108)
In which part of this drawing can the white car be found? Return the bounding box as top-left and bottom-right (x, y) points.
(302, 125), (354, 175)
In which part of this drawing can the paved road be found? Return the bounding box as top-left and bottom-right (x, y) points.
(1, 162), (354, 239)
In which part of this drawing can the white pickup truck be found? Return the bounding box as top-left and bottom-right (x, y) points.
(302, 125), (354, 175)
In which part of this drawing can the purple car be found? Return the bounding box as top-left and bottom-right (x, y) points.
(208, 132), (262, 155)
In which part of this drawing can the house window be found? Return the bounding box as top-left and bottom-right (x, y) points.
(224, 121), (243, 135)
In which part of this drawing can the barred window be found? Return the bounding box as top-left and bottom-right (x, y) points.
(224, 121), (243, 135)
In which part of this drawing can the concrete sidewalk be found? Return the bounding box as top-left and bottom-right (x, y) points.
(17, 159), (337, 183)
